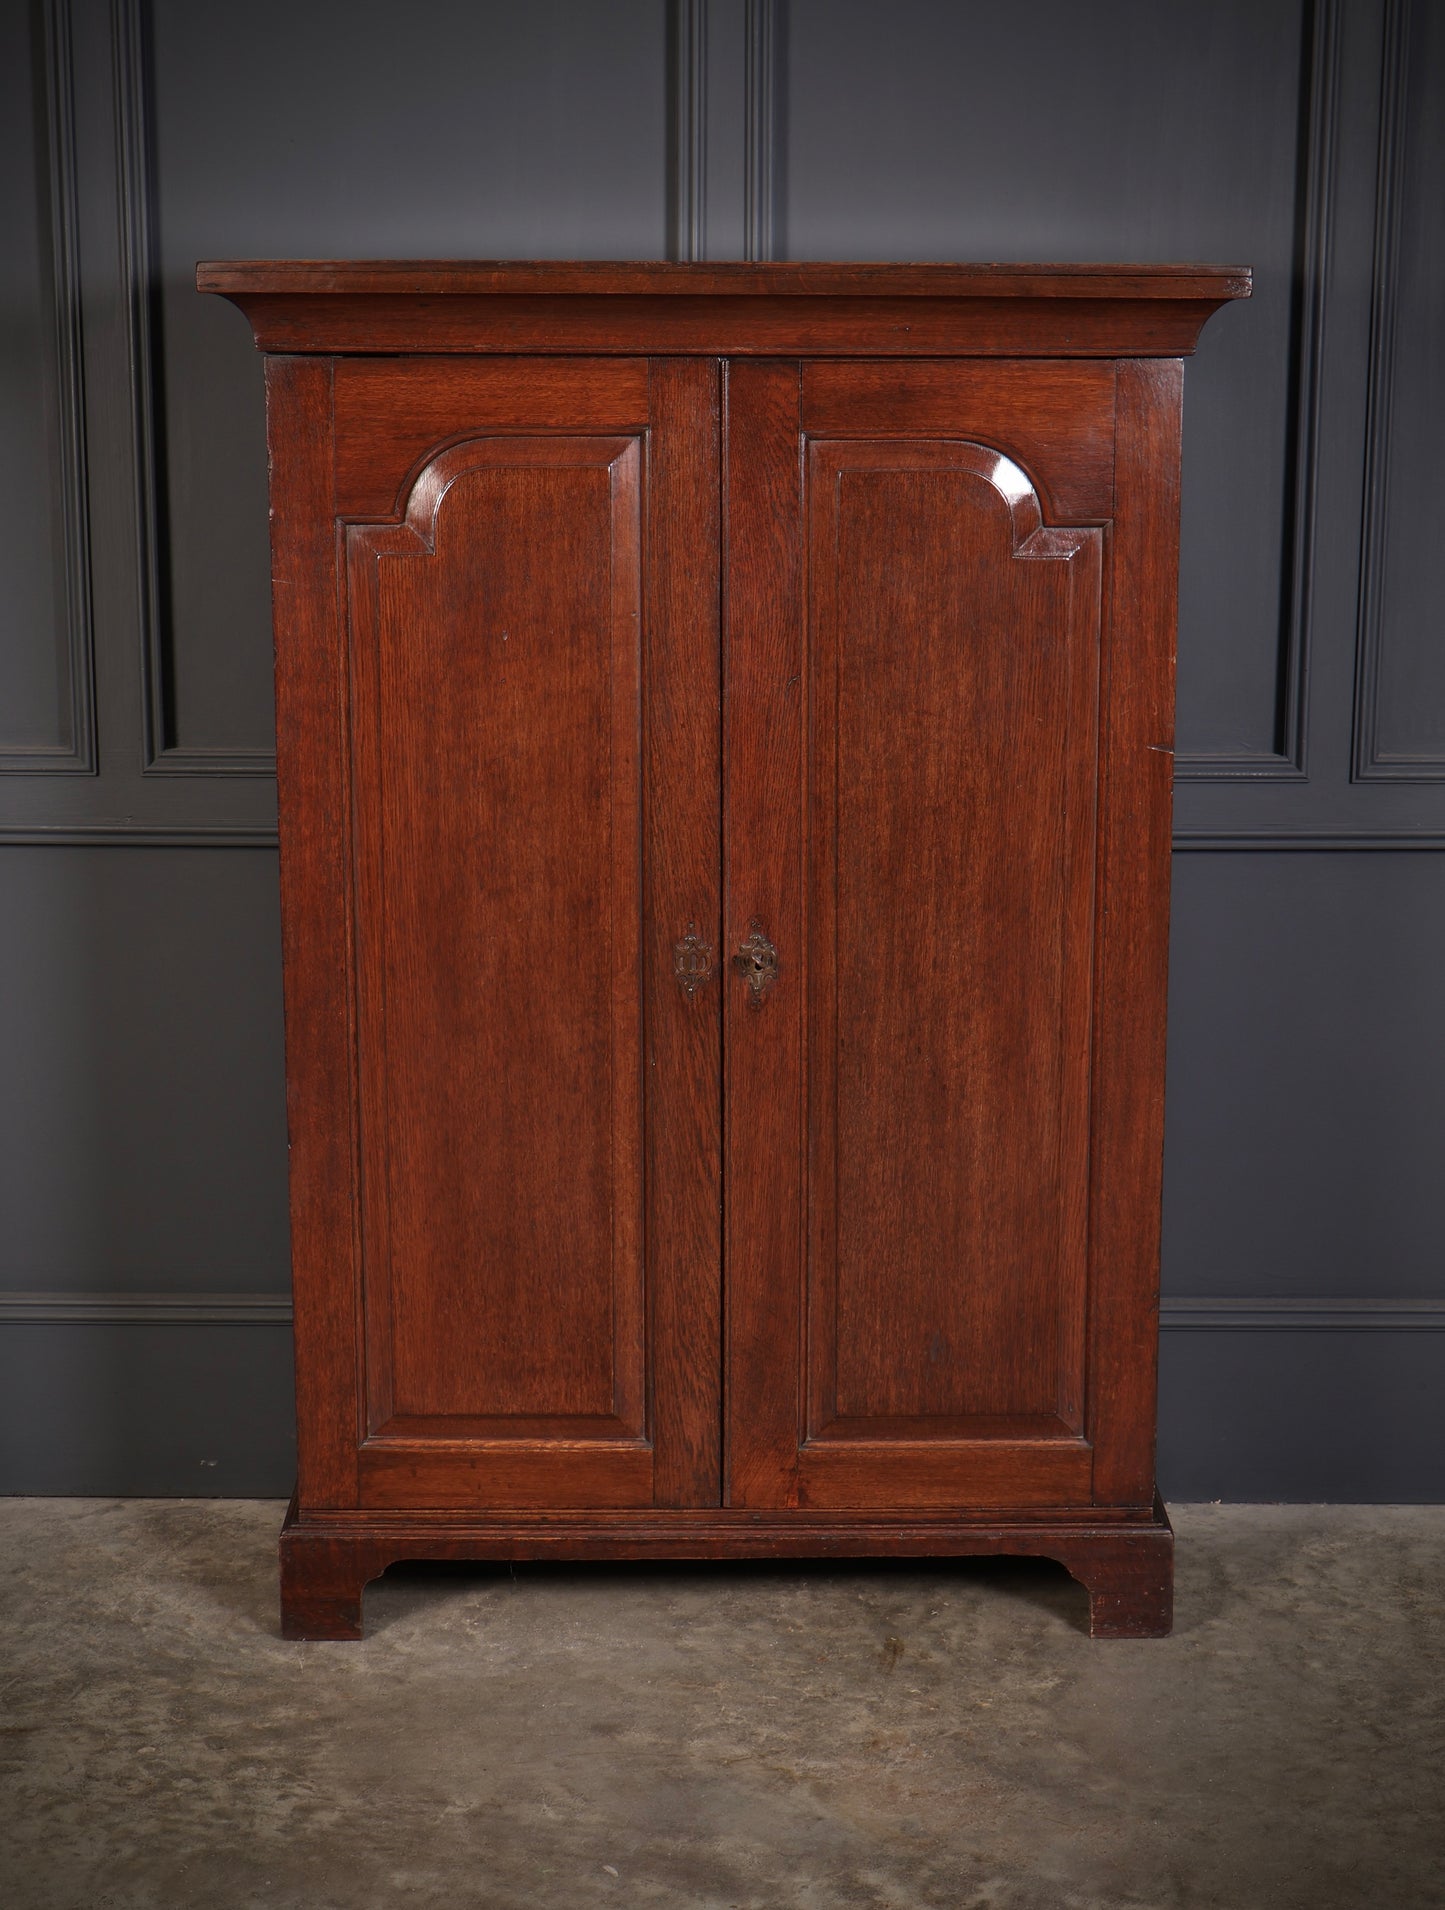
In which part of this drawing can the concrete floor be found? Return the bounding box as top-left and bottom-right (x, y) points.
(0, 1503), (1441, 1909)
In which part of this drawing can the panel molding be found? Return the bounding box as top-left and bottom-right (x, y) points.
(115, 0), (275, 778)
(0, 819), (276, 845)
(1174, 0), (1340, 784)
(4, 1293), (1439, 1334)
(1161, 1297), (1445, 1331)
(670, 0), (706, 260)
(671, 0), (779, 263)
(0, 1291), (291, 1324)
(1350, 0), (1441, 782)
(1, 0), (97, 776)
(1172, 828), (1445, 851)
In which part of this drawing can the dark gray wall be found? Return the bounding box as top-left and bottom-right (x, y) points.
(2, 0), (1441, 1499)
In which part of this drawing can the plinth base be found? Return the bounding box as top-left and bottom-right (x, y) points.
(279, 1497), (1174, 1641)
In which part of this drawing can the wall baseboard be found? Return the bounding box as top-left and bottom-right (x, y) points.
(0, 1290), (1441, 1499)
(0, 1313), (296, 1497)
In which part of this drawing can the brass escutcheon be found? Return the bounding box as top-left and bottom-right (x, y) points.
(732, 921), (779, 1003)
(673, 924), (714, 997)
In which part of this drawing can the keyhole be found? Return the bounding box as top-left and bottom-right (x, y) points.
(733, 923), (779, 1002)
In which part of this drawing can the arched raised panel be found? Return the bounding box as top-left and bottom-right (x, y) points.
(344, 435), (650, 1494)
(800, 436), (1102, 1484)
(211, 270), (1242, 1635)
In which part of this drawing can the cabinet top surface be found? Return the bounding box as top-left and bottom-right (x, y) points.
(197, 259), (1250, 300)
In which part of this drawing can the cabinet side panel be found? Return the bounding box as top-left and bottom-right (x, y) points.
(266, 355), (360, 1510)
(1088, 359), (1181, 1506)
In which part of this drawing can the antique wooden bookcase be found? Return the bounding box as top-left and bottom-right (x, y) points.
(199, 261), (1247, 1639)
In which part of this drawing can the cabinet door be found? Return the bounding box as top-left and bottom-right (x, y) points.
(724, 358), (1150, 1513)
(274, 356), (722, 1511)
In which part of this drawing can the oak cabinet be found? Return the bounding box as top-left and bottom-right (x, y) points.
(200, 261), (1247, 1639)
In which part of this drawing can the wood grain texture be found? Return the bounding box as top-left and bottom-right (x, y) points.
(213, 263), (1244, 1635)
(278, 1495), (1174, 1641)
(333, 358), (650, 515)
(801, 361), (1116, 521)
(263, 354), (359, 1513)
(793, 1442), (1094, 1510)
(199, 292), (1239, 360)
(643, 358), (725, 1506)
(358, 1443), (654, 1512)
(1087, 359), (1183, 1507)
(803, 435), (1101, 1453)
(200, 262), (1249, 360)
(724, 379), (1105, 1517)
(721, 359), (807, 1509)
(292, 354), (728, 1517)
(200, 260), (1252, 299)
(347, 437), (645, 1461)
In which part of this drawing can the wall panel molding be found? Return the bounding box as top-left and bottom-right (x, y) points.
(1172, 829), (1445, 851)
(113, 0), (164, 772)
(1161, 1297), (1445, 1331)
(1350, 0), (1443, 784)
(5, 1292), (1440, 1334)
(670, 0), (706, 260)
(1, 0), (97, 776)
(0, 1291), (291, 1324)
(0, 819), (277, 845)
(742, 0), (778, 261)
(671, 0), (780, 263)
(1174, 0), (1340, 784)
(115, 0), (275, 778)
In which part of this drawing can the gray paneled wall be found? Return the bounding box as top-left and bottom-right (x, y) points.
(0, 0), (92, 771)
(1, 0), (1440, 1498)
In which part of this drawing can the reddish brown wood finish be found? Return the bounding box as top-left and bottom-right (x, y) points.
(199, 261), (1247, 359)
(642, 358), (725, 1507)
(264, 355), (359, 1510)
(211, 261), (1247, 1641)
(269, 353), (726, 1527)
(1087, 358), (1186, 1507)
(332, 357), (651, 513)
(349, 430), (651, 1505)
(200, 260), (1250, 298)
(722, 359), (807, 1510)
(279, 1496), (1174, 1642)
(722, 375), (1108, 1520)
(796, 431), (1102, 1508)
(800, 360), (1117, 521)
